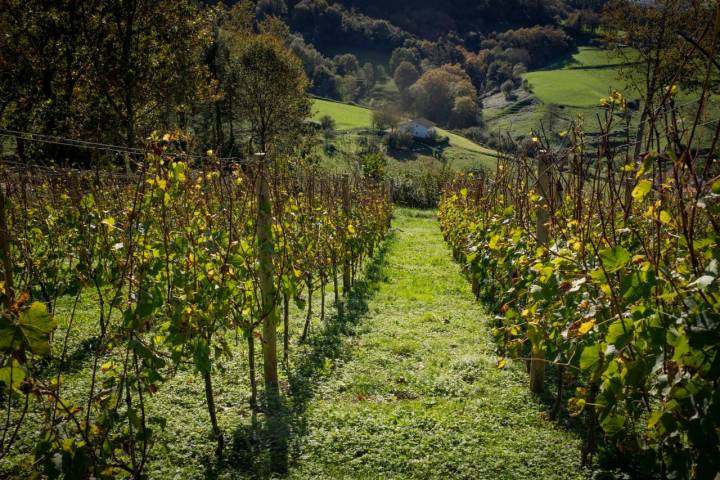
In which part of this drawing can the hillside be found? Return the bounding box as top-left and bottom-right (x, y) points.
(483, 47), (639, 137)
(483, 46), (719, 143)
(332, 0), (568, 38)
(311, 98), (500, 171)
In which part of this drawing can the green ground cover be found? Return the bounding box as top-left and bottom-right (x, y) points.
(522, 47), (640, 107)
(312, 98), (374, 130)
(486, 47), (640, 136)
(285, 209), (586, 479)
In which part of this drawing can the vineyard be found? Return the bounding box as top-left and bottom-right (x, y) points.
(439, 89), (720, 477)
(2, 0), (720, 478)
(0, 134), (392, 477)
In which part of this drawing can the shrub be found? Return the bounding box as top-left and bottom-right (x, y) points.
(388, 157), (452, 208)
(385, 130), (415, 150)
(372, 105), (401, 130)
(319, 114), (336, 131)
(501, 80), (515, 100)
(360, 152), (387, 181)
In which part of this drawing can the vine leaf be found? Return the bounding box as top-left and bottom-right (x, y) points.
(688, 275), (715, 290)
(632, 179), (652, 200)
(599, 246), (631, 273)
(579, 343), (601, 371)
(0, 302), (56, 355)
(0, 360), (27, 390)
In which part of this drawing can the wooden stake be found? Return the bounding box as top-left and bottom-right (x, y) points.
(341, 174), (351, 297)
(530, 154), (551, 394)
(0, 187), (14, 308)
(256, 158), (279, 398)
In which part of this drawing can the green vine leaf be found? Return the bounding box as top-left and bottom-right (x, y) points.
(599, 246), (631, 273)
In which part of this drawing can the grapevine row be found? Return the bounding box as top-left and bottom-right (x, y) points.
(0, 135), (392, 477)
(439, 93), (720, 478)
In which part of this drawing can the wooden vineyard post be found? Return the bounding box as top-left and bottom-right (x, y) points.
(341, 174), (351, 297)
(256, 156), (279, 399)
(0, 186), (14, 308)
(530, 154), (551, 394)
(471, 181), (481, 300)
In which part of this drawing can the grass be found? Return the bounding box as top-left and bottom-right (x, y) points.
(493, 46), (717, 140)
(553, 46), (639, 70)
(522, 47), (641, 108)
(312, 98), (374, 130)
(2, 209), (588, 479)
(523, 69), (636, 108)
(285, 209), (587, 479)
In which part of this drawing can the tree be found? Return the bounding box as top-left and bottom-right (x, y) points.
(360, 152), (387, 181)
(603, 0), (710, 165)
(334, 53), (360, 75)
(319, 114), (335, 130)
(93, 0), (213, 149)
(256, 0), (288, 19)
(501, 80), (514, 100)
(376, 65), (388, 81)
(393, 61), (420, 91)
(389, 47), (419, 74)
(362, 62), (375, 88)
(312, 64), (340, 99)
(411, 64), (477, 124)
(450, 95), (479, 128)
(0, 0), (213, 158)
(231, 33), (310, 153)
(372, 105), (401, 130)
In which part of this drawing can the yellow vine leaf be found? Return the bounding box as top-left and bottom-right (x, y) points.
(659, 210), (672, 224)
(578, 319), (595, 335)
(632, 180), (652, 200)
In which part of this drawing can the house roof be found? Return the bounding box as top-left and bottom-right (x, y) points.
(399, 118), (436, 129)
(413, 118), (436, 128)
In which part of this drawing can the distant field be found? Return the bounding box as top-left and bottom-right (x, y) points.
(484, 47), (642, 136)
(486, 46), (716, 139)
(522, 47), (641, 107)
(312, 98), (373, 130)
(523, 68), (633, 107)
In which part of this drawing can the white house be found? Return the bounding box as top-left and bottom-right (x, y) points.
(397, 118), (436, 139)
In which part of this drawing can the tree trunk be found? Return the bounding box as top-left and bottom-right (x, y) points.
(320, 277), (325, 322)
(341, 175), (351, 297)
(0, 188), (14, 307)
(332, 257), (341, 316)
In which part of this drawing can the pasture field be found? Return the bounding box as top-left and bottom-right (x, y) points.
(312, 98), (374, 130)
(522, 47), (641, 108)
(487, 46), (717, 140)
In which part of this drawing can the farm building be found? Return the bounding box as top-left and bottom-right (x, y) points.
(398, 118), (436, 139)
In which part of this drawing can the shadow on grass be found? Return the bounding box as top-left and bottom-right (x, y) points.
(216, 234), (394, 479)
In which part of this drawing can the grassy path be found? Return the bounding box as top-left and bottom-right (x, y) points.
(287, 209), (586, 479)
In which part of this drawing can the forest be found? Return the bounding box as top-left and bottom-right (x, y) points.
(0, 0), (719, 479)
